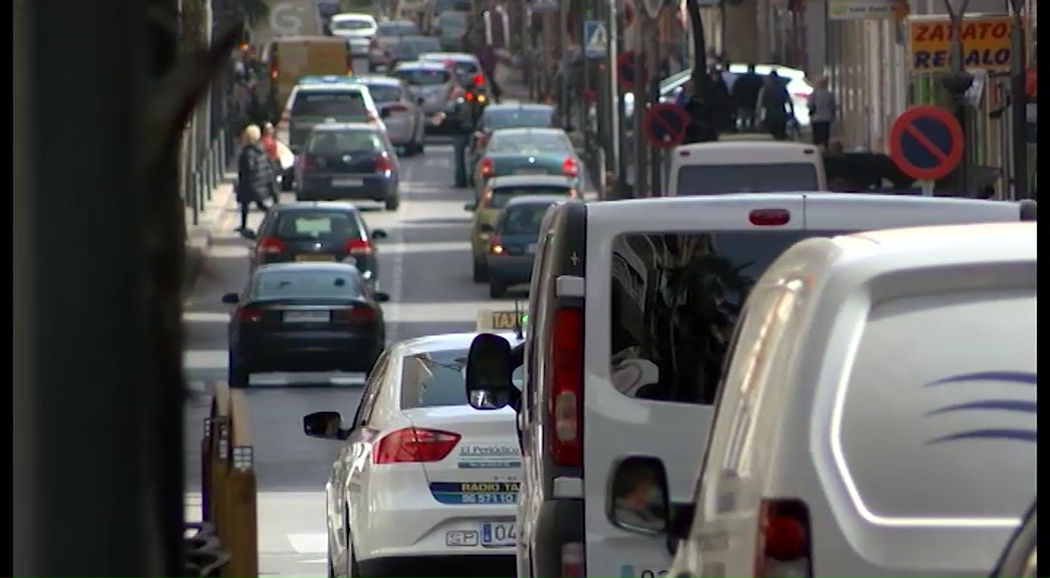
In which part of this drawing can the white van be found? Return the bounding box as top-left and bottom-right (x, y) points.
(607, 222), (1037, 578)
(666, 141), (826, 195)
(459, 194), (1036, 577)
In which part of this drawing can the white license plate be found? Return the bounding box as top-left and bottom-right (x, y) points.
(480, 522), (516, 547)
(526, 243), (537, 254)
(332, 178), (363, 187)
(445, 530), (479, 547)
(514, 168), (547, 175)
(283, 310), (330, 323)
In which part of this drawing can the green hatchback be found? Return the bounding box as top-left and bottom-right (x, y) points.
(471, 128), (582, 201)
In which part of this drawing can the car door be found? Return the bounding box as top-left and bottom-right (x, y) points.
(344, 350), (394, 535)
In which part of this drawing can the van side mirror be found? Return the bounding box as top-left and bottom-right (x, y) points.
(606, 456), (671, 536)
(221, 292), (240, 305)
(464, 333), (518, 411)
(302, 411), (348, 440)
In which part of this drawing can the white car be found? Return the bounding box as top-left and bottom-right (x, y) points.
(330, 13), (378, 58)
(280, 78), (385, 152)
(304, 332), (524, 578)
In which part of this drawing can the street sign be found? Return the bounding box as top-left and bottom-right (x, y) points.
(644, 103), (690, 148)
(616, 51), (646, 91)
(888, 105), (964, 182)
(476, 309), (528, 332)
(906, 14), (1017, 73)
(584, 21), (608, 59)
(828, 0), (897, 20)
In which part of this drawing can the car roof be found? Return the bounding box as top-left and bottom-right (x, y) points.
(502, 195), (569, 207)
(395, 332), (524, 357)
(396, 35), (437, 43)
(394, 60), (449, 70)
(485, 102), (554, 112)
(357, 75), (401, 86)
(489, 174), (575, 188)
(296, 82), (366, 92)
(674, 140), (817, 153)
(253, 262), (363, 275)
(490, 127), (565, 138)
(420, 52), (479, 62)
(309, 122), (381, 133)
(332, 12), (376, 21)
(270, 201), (363, 213)
(379, 19), (418, 27)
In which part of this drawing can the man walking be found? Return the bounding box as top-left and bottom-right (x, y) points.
(756, 71), (794, 141)
(732, 64), (763, 130)
(807, 76), (837, 149)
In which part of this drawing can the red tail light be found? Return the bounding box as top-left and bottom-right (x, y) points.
(479, 157), (494, 178)
(373, 427), (461, 463)
(561, 542), (585, 577)
(343, 238), (373, 255)
(299, 154), (319, 170)
(561, 157), (579, 178)
(385, 104), (409, 113)
(334, 306), (376, 323)
(465, 91), (476, 101)
(472, 73), (485, 86)
(548, 307), (584, 466)
(488, 234), (504, 255)
(256, 236), (286, 255)
(749, 208), (791, 226)
(375, 154), (394, 172)
(236, 306), (263, 323)
(755, 498), (812, 577)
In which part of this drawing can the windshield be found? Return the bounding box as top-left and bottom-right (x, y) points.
(252, 269), (363, 300)
(499, 204), (555, 235)
(395, 68), (450, 86)
(274, 211), (362, 238)
(488, 132), (572, 154)
(291, 91), (368, 119)
(674, 163), (820, 195)
(365, 84), (403, 103)
(377, 21), (419, 35)
(331, 18), (375, 31)
(306, 130), (383, 154)
(484, 108), (554, 130)
(401, 348), (525, 408)
(490, 186), (570, 209)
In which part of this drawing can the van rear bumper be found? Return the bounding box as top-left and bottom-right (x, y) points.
(529, 499), (585, 578)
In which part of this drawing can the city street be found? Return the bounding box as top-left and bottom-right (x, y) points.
(183, 138), (509, 577)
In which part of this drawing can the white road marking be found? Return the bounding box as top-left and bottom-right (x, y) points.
(183, 311), (230, 323)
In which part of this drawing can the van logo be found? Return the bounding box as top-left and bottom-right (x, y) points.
(923, 371), (1037, 444)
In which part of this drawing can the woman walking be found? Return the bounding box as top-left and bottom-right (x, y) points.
(236, 124), (277, 232)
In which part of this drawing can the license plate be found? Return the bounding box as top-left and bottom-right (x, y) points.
(445, 530), (479, 547)
(295, 254), (335, 262)
(480, 522), (516, 547)
(527, 243), (537, 254)
(514, 168), (547, 175)
(332, 178), (363, 187)
(283, 310), (331, 323)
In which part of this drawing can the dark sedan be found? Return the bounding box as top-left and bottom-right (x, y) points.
(247, 201), (388, 287)
(485, 195), (564, 298)
(223, 262), (390, 388)
(295, 122), (401, 210)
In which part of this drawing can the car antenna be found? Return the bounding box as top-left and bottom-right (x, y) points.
(513, 299), (525, 341)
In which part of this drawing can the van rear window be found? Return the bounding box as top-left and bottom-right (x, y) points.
(608, 230), (847, 405)
(675, 163), (820, 195)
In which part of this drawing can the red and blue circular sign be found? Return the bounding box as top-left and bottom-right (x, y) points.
(616, 51), (646, 92)
(644, 103), (689, 148)
(888, 105), (964, 182)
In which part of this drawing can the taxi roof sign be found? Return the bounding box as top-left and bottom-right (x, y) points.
(476, 309), (528, 332)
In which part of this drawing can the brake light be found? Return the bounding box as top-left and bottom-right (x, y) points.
(472, 73), (485, 86)
(373, 427), (461, 463)
(561, 542), (585, 577)
(749, 209), (791, 226)
(256, 236), (286, 255)
(755, 499), (812, 577)
(548, 307), (584, 466)
(299, 154), (319, 170)
(343, 238), (373, 255)
(792, 91), (809, 100)
(488, 234), (504, 255)
(334, 306), (376, 322)
(465, 91), (475, 101)
(236, 306), (263, 323)
(479, 158), (494, 178)
(270, 56), (278, 80)
(561, 157), (579, 178)
(375, 154), (394, 172)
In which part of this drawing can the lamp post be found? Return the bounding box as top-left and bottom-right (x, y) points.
(939, 0), (974, 194)
(1006, 0), (1029, 199)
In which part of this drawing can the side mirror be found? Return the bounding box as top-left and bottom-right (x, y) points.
(372, 229), (388, 239)
(241, 229), (258, 240)
(464, 333), (516, 411)
(302, 411), (348, 440)
(221, 292), (240, 305)
(606, 456), (671, 536)
(478, 223), (494, 233)
(374, 292), (391, 303)
(464, 202), (477, 211)
(379, 108), (392, 119)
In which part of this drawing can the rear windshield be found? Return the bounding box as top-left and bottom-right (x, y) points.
(252, 269), (363, 300)
(292, 91), (368, 119)
(484, 108), (554, 130)
(332, 18), (375, 31)
(395, 68), (450, 86)
(401, 348), (525, 408)
(274, 211), (362, 238)
(674, 163), (820, 195)
(491, 186), (570, 209)
(365, 84), (403, 103)
(609, 230), (848, 405)
(488, 132), (572, 154)
(377, 21), (420, 35)
(499, 204), (556, 235)
(307, 130), (384, 154)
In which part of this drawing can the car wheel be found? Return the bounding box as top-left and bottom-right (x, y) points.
(472, 259), (488, 283)
(489, 280), (507, 299)
(384, 196), (400, 211)
(228, 352), (249, 389)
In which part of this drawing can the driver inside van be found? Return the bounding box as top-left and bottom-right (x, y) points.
(613, 461), (666, 531)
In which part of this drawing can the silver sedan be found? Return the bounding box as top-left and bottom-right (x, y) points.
(359, 76), (427, 156)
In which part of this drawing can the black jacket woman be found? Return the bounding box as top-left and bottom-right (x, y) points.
(236, 124), (277, 231)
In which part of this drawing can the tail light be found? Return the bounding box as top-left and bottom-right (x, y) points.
(343, 238), (373, 255)
(792, 91), (809, 100)
(385, 104), (408, 113)
(465, 91), (476, 101)
(561, 157), (579, 178)
(256, 236), (286, 255)
(755, 498), (812, 577)
(488, 234), (504, 255)
(236, 306), (263, 323)
(472, 73), (485, 86)
(270, 57), (278, 80)
(299, 154), (319, 170)
(548, 307), (584, 466)
(561, 542), (585, 577)
(479, 158), (495, 179)
(334, 306), (376, 323)
(373, 427), (461, 463)
(374, 154), (394, 172)
(749, 208), (791, 226)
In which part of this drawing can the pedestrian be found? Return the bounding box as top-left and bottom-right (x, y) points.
(807, 75), (837, 149)
(246, 79), (270, 128)
(236, 124), (276, 232)
(707, 67), (734, 134)
(731, 63), (763, 130)
(756, 70), (794, 141)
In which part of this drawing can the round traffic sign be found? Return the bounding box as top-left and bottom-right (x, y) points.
(644, 103), (690, 148)
(617, 51), (646, 91)
(888, 105), (964, 182)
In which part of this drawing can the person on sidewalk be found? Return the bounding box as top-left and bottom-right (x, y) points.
(236, 124), (276, 232)
(807, 75), (837, 149)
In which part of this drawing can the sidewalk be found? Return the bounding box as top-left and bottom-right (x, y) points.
(184, 174), (238, 295)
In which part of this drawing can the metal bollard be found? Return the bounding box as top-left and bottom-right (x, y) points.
(212, 144), (222, 184)
(196, 170), (206, 214)
(205, 152), (215, 198)
(218, 130), (227, 171)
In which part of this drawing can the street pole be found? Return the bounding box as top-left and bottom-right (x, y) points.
(940, 0), (973, 195)
(607, 0), (621, 186)
(559, 0), (571, 127)
(1007, 0), (1029, 199)
(648, 30), (662, 195)
(632, 19), (649, 195)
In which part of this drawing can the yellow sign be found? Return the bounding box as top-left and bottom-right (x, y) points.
(476, 309), (528, 332)
(907, 14), (1017, 72)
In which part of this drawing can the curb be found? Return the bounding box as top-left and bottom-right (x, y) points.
(183, 175), (238, 296)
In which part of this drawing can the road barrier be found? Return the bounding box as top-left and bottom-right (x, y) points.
(200, 380), (258, 578)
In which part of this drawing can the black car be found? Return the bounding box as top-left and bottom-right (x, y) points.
(248, 201), (387, 286)
(294, 123), (402, 210)
(223, 262), (390, 387)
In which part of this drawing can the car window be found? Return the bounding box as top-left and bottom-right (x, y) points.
(275, 211), (362, 238)
(400, 348), (525, 409)
(356, 350), (392, 426)
(395, 68), (451, 86)
(499, 204), (554, 235)
(306, 130), (384, 154)
(332, 18), (375, 31)
(483, 108), (555, 130)
(365, 84), (403, 103)
(487, 132), (572, 154)
(251, 269), (364, 301)
(490, 186), (570, 209)
(377, 21), (419, 35)
(292, 91), (368, 119)
(608, 230), (849, 404)
(674, 163), (820, 195)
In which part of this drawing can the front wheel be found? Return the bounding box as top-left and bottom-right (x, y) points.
(384, 195), (400, 211)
